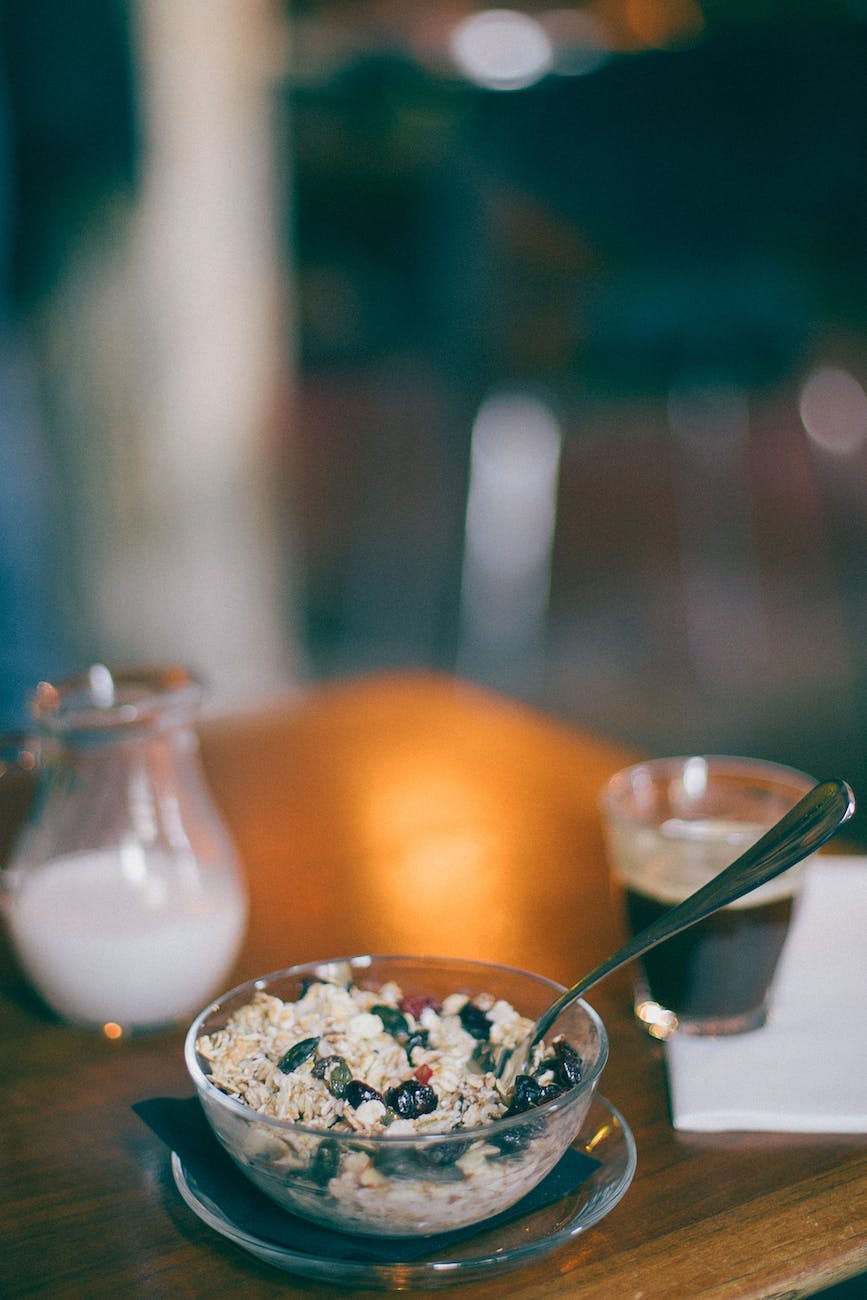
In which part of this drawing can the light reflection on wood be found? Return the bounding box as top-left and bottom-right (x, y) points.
(352, 747), (505, 953)
(199, 672), (633, 979)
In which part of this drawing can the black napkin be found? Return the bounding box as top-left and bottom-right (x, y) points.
(134, 1096), (600, 1264)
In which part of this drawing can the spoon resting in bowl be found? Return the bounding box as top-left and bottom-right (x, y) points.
(497, 777), (855, 1093)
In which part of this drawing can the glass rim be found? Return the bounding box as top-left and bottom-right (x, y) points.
(30, 663), (204, 735)
(184, 952), (609, 1146)
(599, 754), (817, 821)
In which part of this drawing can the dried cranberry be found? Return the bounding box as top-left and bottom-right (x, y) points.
(399, 994), (442, 1020)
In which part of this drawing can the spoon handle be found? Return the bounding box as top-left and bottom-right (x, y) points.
(532, 777), (855, 1046)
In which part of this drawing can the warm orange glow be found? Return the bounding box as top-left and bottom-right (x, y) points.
(0, 744), (37, 777)
(33, 681), (60, 714)
(585, 1119), (615, 1152)
(623, 0), (704, 48)
(102, 1021), (124, 1040)
(353, 748), (514, 952)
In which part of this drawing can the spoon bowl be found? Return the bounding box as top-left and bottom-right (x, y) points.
(498, 777), (855, 1092)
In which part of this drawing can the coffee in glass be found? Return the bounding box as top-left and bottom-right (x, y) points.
(600, 756), (817, 1038)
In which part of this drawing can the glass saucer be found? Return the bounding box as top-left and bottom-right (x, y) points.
(172, 1093), (636, 1289)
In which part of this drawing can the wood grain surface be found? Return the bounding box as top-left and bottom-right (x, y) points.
(1, 671), (864, 1298)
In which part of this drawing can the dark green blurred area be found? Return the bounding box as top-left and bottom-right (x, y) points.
(0, 0), (138, 308)
(286, 12), (867, 391)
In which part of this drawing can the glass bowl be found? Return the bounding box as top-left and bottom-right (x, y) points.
(184, 954), (608, 1238)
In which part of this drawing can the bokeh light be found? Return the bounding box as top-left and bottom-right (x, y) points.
(799, 366), (867, 455)
(623, 0), (704, 49)
(449, 9), (554, 90)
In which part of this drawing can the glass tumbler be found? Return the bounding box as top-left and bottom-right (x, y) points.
(1, 664), (248, 1032)
(599, 755), (817, 1039)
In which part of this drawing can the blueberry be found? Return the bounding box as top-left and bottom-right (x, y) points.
(459, 1001), (492, 1040)
(385, 1080), (438, 1119)
(491, 1125), (531, 1155)
(404, 1030), (429, 1063)
(554, 1039), (584, 1088)
(344, 1080), (384, 1109)
(506, 1073), (546, 1114)
(309, 1138), (340, 1185)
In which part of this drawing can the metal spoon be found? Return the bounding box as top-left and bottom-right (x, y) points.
(498, 777), (856, 1092)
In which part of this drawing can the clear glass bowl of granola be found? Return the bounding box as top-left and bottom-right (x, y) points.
(184, 954), (609, 1238)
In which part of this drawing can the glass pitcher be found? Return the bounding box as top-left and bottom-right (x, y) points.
(1, 664), (248, 1032)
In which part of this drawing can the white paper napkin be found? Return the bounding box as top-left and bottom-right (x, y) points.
(666, 856), (867, 1133)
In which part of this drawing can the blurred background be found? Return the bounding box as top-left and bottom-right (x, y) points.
(2, 0), (867, 840)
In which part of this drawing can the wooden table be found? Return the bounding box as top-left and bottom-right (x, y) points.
(2, 672), (865, 1298)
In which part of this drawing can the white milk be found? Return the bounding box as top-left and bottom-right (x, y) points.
(6, 848), (247, 1028)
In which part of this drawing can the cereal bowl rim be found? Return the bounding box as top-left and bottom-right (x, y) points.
(184, 952), (609, 1145)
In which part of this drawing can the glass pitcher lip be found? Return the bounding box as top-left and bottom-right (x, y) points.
(31, 663), (204, 735)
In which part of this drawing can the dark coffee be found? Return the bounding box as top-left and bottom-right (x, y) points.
(625, 886), (794, 1025)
